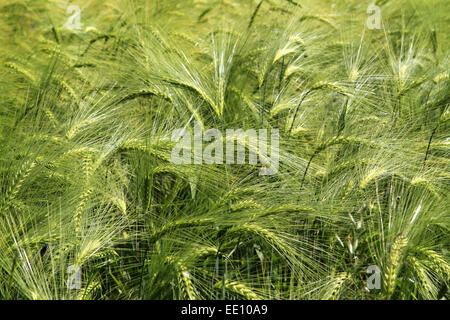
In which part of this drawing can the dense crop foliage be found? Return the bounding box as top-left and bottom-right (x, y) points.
(0, 0), (448, 300)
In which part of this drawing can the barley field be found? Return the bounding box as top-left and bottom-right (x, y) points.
(0, 0), (448, 300)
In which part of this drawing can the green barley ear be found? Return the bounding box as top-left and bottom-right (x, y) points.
(166, 256), (197, 300)
(53, 77), (79, 103)
(311, 81), (352, 97)
(415, 247), (450, 281)
(230, 87), (260, 120)
(433, 72), (448, 84)
(214, 280), (260, 300)
(77, 281), (101, 300)
(248, 1), (264, 30)
(118, 88), (173, 104)
(42, 107), (59, 128)
(2, 160), (36, 206)
(73, 187), (93, 235)
(147, 218), (215, 244)
(359, 167), (386, 191)
(298, 15), (336, 30)
(322, 273), (349, 300)
(409, 256), (438, 299)
(4, 62), (36, 83)
(384, 235), (408, 299)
